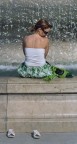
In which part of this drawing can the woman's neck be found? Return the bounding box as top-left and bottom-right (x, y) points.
(35, 32), (46, 38)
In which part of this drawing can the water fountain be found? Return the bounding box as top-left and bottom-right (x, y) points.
(0, 0), (77, 76)
(0, 0), (77, 133)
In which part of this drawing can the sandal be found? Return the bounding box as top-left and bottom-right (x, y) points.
(6, 129), (15, 138)
(31, 130), (41, 139)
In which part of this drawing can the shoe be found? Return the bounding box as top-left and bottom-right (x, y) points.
(6, 129), (15, 138)
(31, 130), (41, 139)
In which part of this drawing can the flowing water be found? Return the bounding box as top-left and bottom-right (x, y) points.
(0, 0), (77, 76)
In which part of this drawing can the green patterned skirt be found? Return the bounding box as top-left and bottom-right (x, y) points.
(17, 62), (73, 81)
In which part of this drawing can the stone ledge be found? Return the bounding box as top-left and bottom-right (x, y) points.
(7, 118), (77, 133)
(0, 77), (77, 93)
(7, 94), (77, 119)
(0, 77), (77, 132)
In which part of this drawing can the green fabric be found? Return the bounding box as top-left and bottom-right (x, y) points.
(43, 66), (72, 81)
(17, 62), (52, 78)
(17, 62), (73, 81)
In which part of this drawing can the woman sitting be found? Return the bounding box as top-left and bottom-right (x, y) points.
(17, 19), (73, 80)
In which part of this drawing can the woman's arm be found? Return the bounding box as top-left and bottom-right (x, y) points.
(22, 37), (26, 55)
(45, 39), (49, 58)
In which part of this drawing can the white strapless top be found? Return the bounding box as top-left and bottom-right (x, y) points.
(24, 48), (46, 66)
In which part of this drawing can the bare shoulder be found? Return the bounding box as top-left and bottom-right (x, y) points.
(23, 35), (28, 41)
(44, 36), (49, 45)
(24, 34), (34, 41)
(46, 36), (49, 41)
(22, 36), (30, 46)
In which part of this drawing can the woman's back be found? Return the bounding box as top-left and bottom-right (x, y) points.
(24, 33), (48, 49)
(23, 33), (49, 66)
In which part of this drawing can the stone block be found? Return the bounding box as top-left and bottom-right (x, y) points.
(7, 94), (77, 119)
(7, 77), (77, 93)
(0, 78), (8, 83)
(1, 77), (77, 132)
(0, 119), (6, 132)
(7, 118), (77, 132)
(0, 84), (7, 93)
(0, 95), (7, 118)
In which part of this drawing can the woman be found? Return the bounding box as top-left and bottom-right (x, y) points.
(17, 19), (73, 80)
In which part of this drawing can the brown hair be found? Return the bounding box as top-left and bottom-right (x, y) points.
(31, 19), (52, 32)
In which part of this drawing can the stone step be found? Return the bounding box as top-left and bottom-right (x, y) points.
(0, 77), (77, 93)
(0, 77), (77, 132)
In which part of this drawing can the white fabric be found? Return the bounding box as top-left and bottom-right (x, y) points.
(24, 48), (46, 66)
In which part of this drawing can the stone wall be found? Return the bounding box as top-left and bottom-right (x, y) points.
(0, 77), (77, 132)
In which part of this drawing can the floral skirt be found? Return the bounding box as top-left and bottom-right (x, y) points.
(17, 62), (73, 81)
